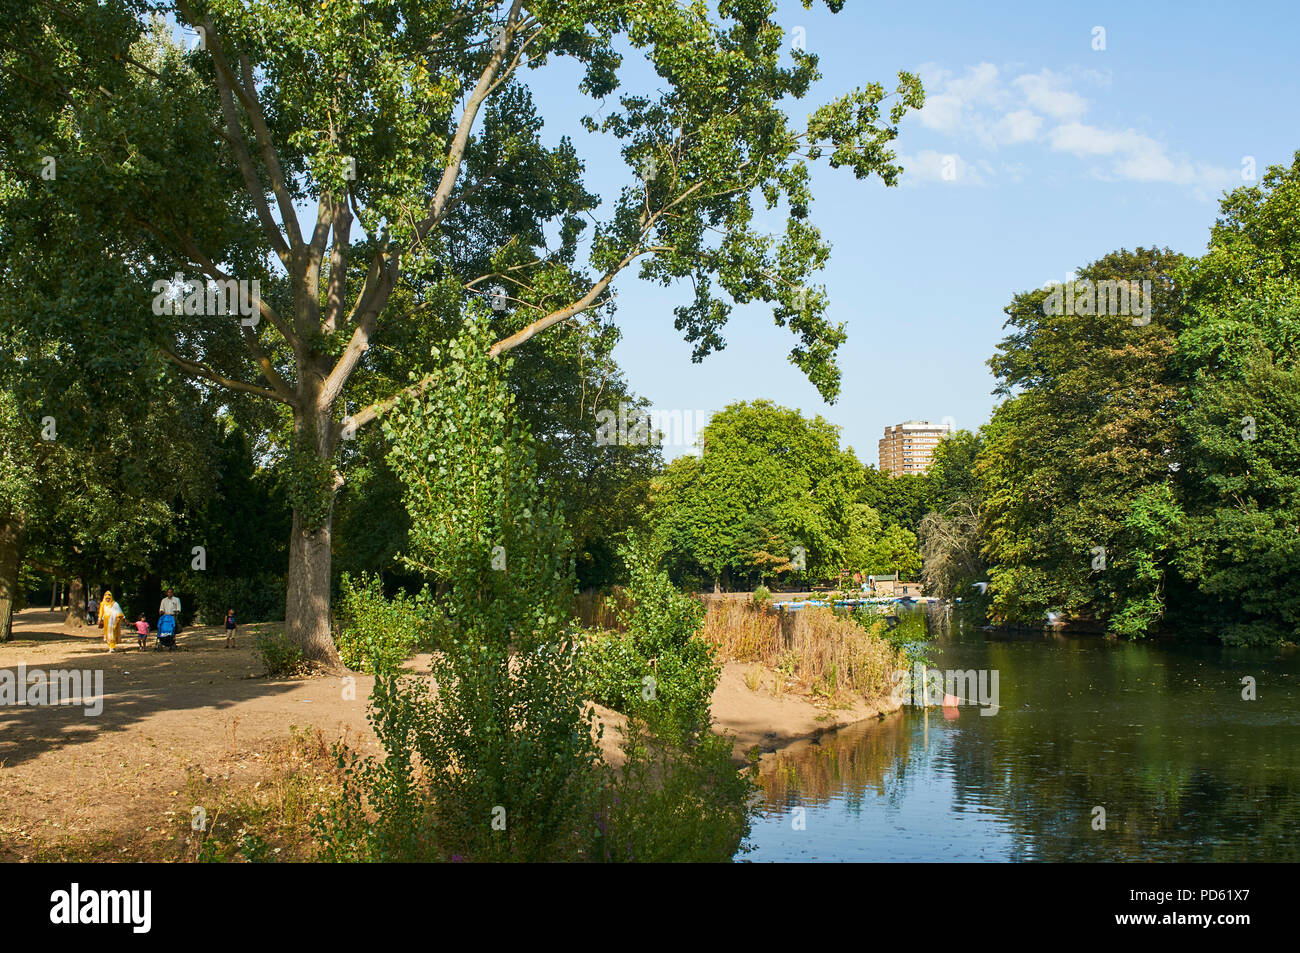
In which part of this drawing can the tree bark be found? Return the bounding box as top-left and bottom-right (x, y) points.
(65, 577), (85, 628)
(283, 402), (341, 664)
(285, 507), (337, 662)
(0, 516), (24, 642)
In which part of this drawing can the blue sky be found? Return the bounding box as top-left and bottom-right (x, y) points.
(525, 1), (1300, 463)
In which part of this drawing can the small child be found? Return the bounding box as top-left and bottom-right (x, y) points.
(134, 614), (149, 650)
(224, 608), (237, 648)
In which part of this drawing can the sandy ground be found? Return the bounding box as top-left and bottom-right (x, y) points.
(0, 608), (894, 856)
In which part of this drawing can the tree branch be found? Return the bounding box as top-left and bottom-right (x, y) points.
(177, 2), (291, 266)
(161, 348), (288, 403)
(413, 0), (523, 243)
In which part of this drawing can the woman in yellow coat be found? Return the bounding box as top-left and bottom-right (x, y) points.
(98, 591), (124, 653)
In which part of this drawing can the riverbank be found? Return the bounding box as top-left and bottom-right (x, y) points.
(593, 660), (899, 770)
(0, 609), (900, 860)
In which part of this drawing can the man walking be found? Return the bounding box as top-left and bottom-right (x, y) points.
(159, 588), (182, 632)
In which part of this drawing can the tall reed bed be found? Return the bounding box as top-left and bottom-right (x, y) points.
(700, 599), (903, 703)
(578, 590), (906, 703)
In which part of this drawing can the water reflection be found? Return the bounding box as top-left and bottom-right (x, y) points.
(744, 607), (1300, 862)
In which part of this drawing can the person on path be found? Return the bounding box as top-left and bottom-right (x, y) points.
(159, 588), (182, 633)
(224, 608), (237, 648)
(98, 591), (124, 653)
(134, 614), (149, 650)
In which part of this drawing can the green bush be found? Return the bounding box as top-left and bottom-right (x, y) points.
(317, 319), (755, 862)
(254, 630), (308, 677)
(333, 572), (434, 674)
(752, 584), (771, 606)
(584, 628), (646, 713)
(596, 719), (755, 862)
(583, 534), (719, 739)
(586, 538), (756, 861)
(318, 318), (601, 862)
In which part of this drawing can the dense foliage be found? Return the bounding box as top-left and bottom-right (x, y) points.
(1, 0), (922, 658)
(652, 400), (929, 589)
(333, 572), (435, 674)
(583, 534), (718, 733)
(974, 156), (1300, 644)
(320, 318), (753, 861)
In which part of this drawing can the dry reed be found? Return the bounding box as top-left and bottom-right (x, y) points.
(699, 600), (902, 702)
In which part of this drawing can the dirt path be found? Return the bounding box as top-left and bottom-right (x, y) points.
(1, 609), (894, 857)
(0, 610), (377, 857)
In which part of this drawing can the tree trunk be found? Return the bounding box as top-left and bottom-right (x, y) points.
(0, 516), (24, 642)
(285, 508), (337, 662)
(283, 399), (341, 664)
(65, 577), (85, 628)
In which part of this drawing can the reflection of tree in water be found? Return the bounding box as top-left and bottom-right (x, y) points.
(934, 619), (1300, 861)
(756, 603), (1300, 861)
(757, 714), (911, 814)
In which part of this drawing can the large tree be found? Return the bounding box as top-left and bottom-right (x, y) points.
(980, 247), (1188, 632)
(1172, 155), (1300, 644)
(2, 0), (922, 658)
(858, 464), (932, 534)
(653, 399), (865, 588)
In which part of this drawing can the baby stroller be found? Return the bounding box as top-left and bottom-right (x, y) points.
(156, 612), (177, 651)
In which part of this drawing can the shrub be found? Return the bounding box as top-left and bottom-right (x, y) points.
(583, 543), (755, 862)
(752, 584), (771, 607)
(334, 572), (434, 674)
(318, 317), (601, 862)
(583, 534), (719, 739)
(596, 719), (755, 862)
(254, 630), (308, 677)
(319, 318), (756, 862)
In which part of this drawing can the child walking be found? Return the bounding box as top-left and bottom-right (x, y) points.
(224, 608), (237, 648)
(134, 614), (149, 650)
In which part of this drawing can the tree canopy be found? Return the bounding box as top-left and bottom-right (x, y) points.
(1, 0), (923, 656)
(973, 157), (1300, 643)
(653, 399), (923, 588)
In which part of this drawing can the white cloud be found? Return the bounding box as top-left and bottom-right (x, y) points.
(944, 62), (1004, 105)
(900, 150), (988, 186)
(994, 109), (1044, 145)
(915, 64), (1072, 148)
(1013, 70), (1089, 120)
(1045, 121), (1238, 194)
(903, 63), (1233, 197)
(917, 93), (964, 134)
(1046, 121), (1136, 156)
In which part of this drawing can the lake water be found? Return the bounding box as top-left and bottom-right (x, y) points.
(742, 608), (1300, 862)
